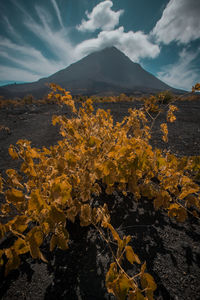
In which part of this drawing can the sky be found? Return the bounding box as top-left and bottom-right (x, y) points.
(0, 0), (200, 91)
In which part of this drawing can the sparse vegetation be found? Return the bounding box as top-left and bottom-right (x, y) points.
(0, 83), (200, 299)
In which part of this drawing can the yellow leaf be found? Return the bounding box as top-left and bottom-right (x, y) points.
(47, 205), (66, 230)
(0, 250), (4, 267)
(141, 273), (157, 292)
(125, 246), (141, 264)
(12, 177), (24, 189)
(107, 223), (121, 242)
(157, 157), (166, 169)
(168, 203), (180, 210)
(16, 139), (31, 147)
(1, 203), (11, 214)
(9, 215), (28, 233)
(0, 175), (3, 193)
(6, 169), (18, 177)
(192, 210), (198, 218)
(5, 248), (20, 276)
(80, 204), (92, 226)
(50, 234), (57, 251)
(42, 222), (50, 234)
(8, 146), (18, 160)
(66, 206), (78, 223)
(102, 163), (110, 176)
(52, 115), (60, 126)
(29, 148), (39, 158)
(6, 188), (24, 204)
(0, 223), (8, 239)
(26, 228), (45, 260)
(140, 262), (146, 276)
(167, 105), (178, 123)
(160, 123), (168, 143)
(56, 227), (69, 250)
(180, 176), (192, 185)
(28, 189), (44, 214)
(125, 235), (131, 245)
(106, 262), (118, 290)
(92, 182), (102, 196)
(34, 230), (43, 246)
(192, 83), (200, 92)
(88, 136), (102, 148)
(179, 187), (199, 200)
(29, 241), (40, 259)
(50, 227), (69, 251)
(50, 178), (72, 206)
(114, 274), (131, 300)
(13, 238), (29, 255)
(105, 185), (115, 195)
(80, 190), (91, 202)
(30, 167), (37, 177)
(185, 195), (197, 208)
(128, 290), (145, 300)
(168, 203), (186, 221)
(154, 190), (171, 210)
(176, 207), (187, 222)
(140, 184), (156, 199)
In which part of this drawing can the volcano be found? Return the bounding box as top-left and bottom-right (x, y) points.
(0, 47), (177, 99)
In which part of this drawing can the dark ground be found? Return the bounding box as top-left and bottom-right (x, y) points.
(0, 99), (200, 300)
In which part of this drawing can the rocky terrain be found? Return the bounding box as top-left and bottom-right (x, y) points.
(0, 98), (200, 300)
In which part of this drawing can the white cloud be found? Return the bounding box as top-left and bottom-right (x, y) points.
(0, 3), (75, 83)
(10, 0), (32, 20)
(77, 0), (124, 32)
(152, 0), (200, 44)
(75, 26), (160, 62)
(11, 0), (74, 64)
(0, 38), (64, 76)
(3, 16), (23, 42)
(0, 66), (40, 82)
(50, 0), (64, 28)
(24, 5), (74, 64)
(157, 48), (200, 90)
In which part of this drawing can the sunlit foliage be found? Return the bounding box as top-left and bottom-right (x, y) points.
(0, 83), (200, 299)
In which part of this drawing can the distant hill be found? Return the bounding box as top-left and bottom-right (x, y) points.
(0, 47), (182, 99)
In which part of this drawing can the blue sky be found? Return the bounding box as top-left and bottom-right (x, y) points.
(0, 0), (200, 90)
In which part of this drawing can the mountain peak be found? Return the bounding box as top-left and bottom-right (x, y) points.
(84, 46), (132, 62)
(87, 46), (120, 54)
(96, 46), (122, 54)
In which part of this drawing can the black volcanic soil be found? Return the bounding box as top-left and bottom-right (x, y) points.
(0, 99), (200, 300)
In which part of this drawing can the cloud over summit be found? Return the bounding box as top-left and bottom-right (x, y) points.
(76, 1), (160, 63)
(77, 0), (123, 32)
(75, 26), (160, 63)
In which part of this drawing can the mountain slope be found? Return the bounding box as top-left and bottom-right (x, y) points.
(0, 47), (176, 99)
